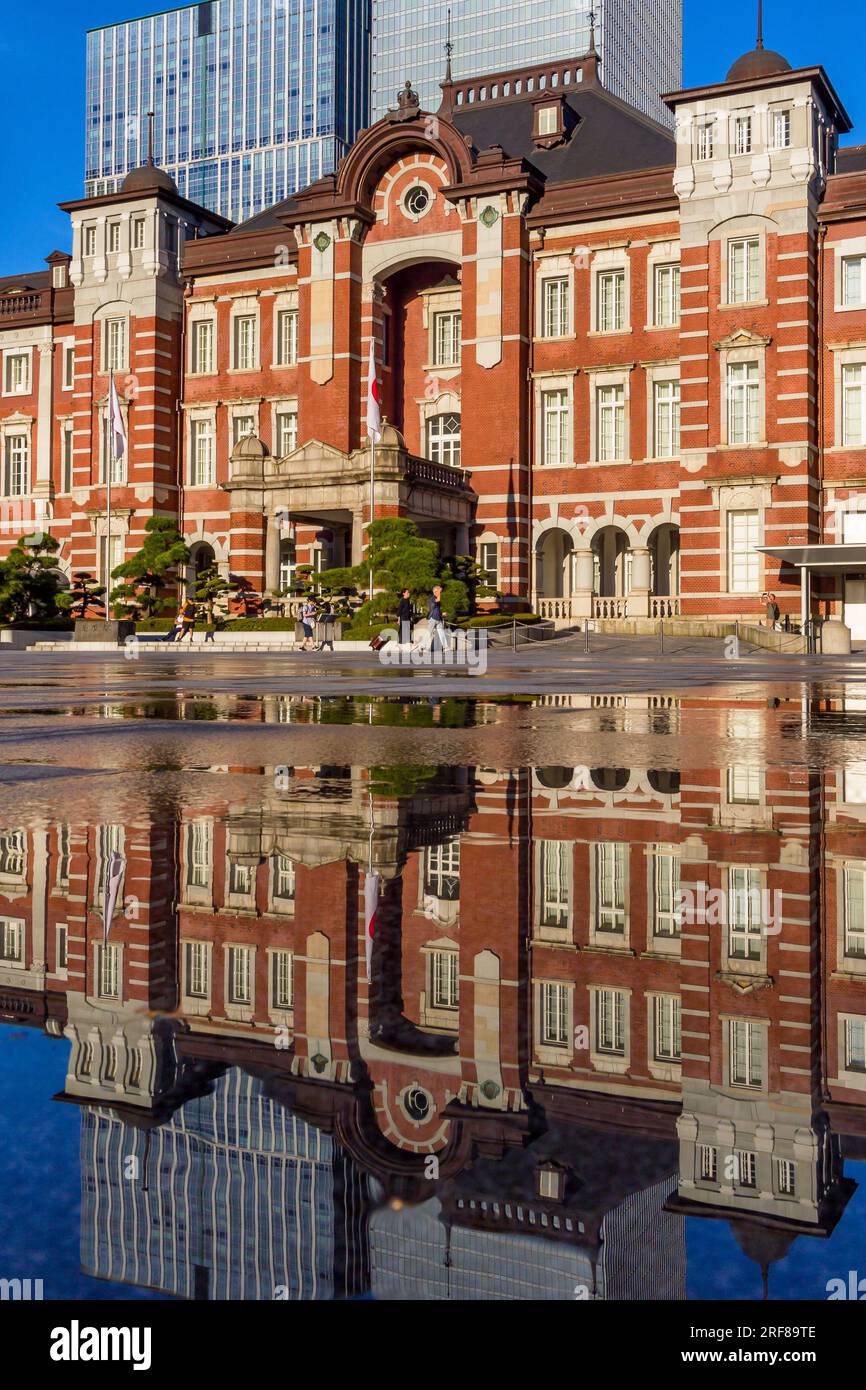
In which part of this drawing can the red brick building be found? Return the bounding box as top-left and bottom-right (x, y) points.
(5, 31), (866, 628)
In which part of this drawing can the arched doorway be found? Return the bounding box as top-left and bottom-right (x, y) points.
(187, 541), (216, 596)
(536, 528), (574, 611)
(592, 526), (631, 615)
(649, 524), (680, 615)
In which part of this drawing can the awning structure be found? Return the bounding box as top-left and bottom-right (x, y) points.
(758, 544), (866, 622)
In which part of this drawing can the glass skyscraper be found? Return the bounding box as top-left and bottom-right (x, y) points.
(371, 0), (682, 128)
(85, 0), (371, 224)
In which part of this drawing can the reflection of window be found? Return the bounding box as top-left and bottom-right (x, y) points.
(736, 1149), (757, 1187)
(654, 995), (681, 1061)
(95, 824), (124, 907)
(271, 950), (293, 1010)
(844, 1017), (866, 1070)
(844, 867), (866, 957)
(96, 942), (120, 999)
(228, 861), (255, 897)
(430, 949), (459, 1009)
(0, 918), (23, 964)
(433, 311), (461, 366)
(0, 830), (26, 878)
(595, 987), (625, 1055)
(728, 866), (763, 959)
(540, 981), (569, 1046)
(56, 923), (68, 973)
(776, 1159), (796, 1196)
(427, 412), (461, 467)
(184, 941), (210, 998)
(729, 1018), (764, 1088)
(595, 842), (625, 933)
(272, 853), (295, 902)
(653, 851), (680, 936)
(227, 945), (253, 1004)
(424, 839), (460, 900)
(538, 840), (571, 928)
(727, 764), (761, 805)
(698, 1144), (717, 1181)
(186, 821), (212, 888)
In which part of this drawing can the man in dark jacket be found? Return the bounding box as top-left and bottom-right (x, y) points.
(397, 589), (414, 645)
(425, 585), (450, 653)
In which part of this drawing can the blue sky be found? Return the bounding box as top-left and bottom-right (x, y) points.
(0, 0), (864, 273)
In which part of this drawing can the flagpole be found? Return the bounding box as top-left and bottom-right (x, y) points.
(369, 432), (375, 604)
(106, 371), (113, 623)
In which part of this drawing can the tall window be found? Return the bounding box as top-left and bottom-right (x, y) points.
(4, 352), (30, 394)
(728, 764), (761, 805)
(698, 1144), (717, 1181)
(843, 257), (866, 309)
(654, 995), (681, 1062)
(430, 950), (459, 1009)
(132, 216), (146, 250)
(0, 918), (23, 964)
(654, 263), (680, 327)
(102, 410), (125, 485)
(186, 820), (212, 889)
(540, 981), (569, 1046)
(427, 412), (461, 467)
(728, 238), (761, 304)
(843, 364), (866, 445)
(227, 945), (253, 1005)
(56, 824), (70, 888)
(541, 389), (569, 466)
(653, 851), (681, 937)
(61, 424), (74, 493)
(729, 1018), (764, 1088)
(56, 923), (68, 973)
(772, 110), (791, 149)
(538, 840), (571, 929)
(107, 221), (121, 253)
(276, 411), (298, 456)
(190, 419), (214, 486)
(595, 842), (626, 934)
(0, 831), (25, 878)
(733, 115), (753, 156)
(597, 384), (625, 461)
(736, 1150), (757, 1187)
(728, 866), (763, 959)
(83, 224), (97, 257)
(100, 534), (124, 590)
(727, 509), (760, 592)
(479, 540), (499, 588)
(103, 317), (128, 372)
(4, 434), (29, 496)
(654, 380), (680, 458)
(597, 270), (626, 332)
(844, 866), (866, 957)
(232, 314), (258, 370)
(727, 361), (760, 444)
(271, 950), (294, 1010)
(191, 319), (214, 374)
(228, 860), (254, 898)
(424, 839), (460, 900)
(96, 942), (120, 999)
(276, 308), (299, 366)
(776, 1159), (796, 1196)
(184, 941), (210, 998)
(696, 121), (714, 161)
(433, 310), (461, 366)
(595, 987), (625, 1055)
(541, 277), (569, 337)
(231, 414), (255, 448)
(63, 344), (75, 390)
(844, 1017), (866, 1071)
(272, 853), (295, 903)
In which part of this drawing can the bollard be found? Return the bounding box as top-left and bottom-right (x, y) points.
(659, 619), (664, 655)
(584, 621), (590, 655)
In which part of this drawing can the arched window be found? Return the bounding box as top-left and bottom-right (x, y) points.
(426, 412), (461, 467)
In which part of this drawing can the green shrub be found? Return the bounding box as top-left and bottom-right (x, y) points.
(459, 612), (541, 629)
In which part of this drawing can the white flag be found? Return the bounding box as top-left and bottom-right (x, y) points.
(108, 372), (127, 460)
(103, 851), (126, 943)
(364, 871), (379, 984)
(365, 338), (381, 445)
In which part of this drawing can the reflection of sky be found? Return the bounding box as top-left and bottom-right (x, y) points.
(0, 1029), (165, 1301)
(686, 1165), (866, 1302)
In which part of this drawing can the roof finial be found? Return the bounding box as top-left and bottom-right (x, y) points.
(587, 7), (598, 57)
(146, 110), (155, 167)
(444, 7), (453, 84)
(757, 0), (764, 49)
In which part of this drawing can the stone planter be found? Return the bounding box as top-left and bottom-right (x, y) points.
(74, 618), (136, 644)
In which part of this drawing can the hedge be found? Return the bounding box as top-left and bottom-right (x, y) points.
(136, 616), (303, 633)
(459, 613), (541, 629)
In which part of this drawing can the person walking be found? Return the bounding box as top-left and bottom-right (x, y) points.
(299, 597), (317, 651)
(418, 584), (450, 654)
(176, 597), (197, 643)
(397, 588), (414, 645)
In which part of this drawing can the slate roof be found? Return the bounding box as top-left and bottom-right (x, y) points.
(836, 144), (866, 175)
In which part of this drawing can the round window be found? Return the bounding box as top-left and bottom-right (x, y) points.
(402, 1086), (431, 1122)
(404, 185), (431, 218)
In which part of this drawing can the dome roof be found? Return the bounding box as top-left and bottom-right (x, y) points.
(231, 433), (269, 463)
(726, 44), (792, 83)
(121, 163), (178, 195)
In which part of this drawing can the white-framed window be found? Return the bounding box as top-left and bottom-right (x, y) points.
(844, 1017), (866, 1071)
(696, 121), (715, 161)
(736, 1149), (757, 1187)
(654, 380), (681, 458)
(271, 950), (293, 1010)
(772, 110), (791, 149)
(132, 216), (146, 250)
(103, 317), (128, 372)
(190, 418), (215, 487)
(842, 256), (866, 308)
(595, 987), (626, 1055)
(275, 410), (298, 456)
(190, 319), (214, 375)
(424, 838), (460, 900)
(83, 224), (96, 257)
(842, 364), (866, 445)
(0, 830), (25, 879)
(107, 220), (121, 253)
(729, 1018), (765, 1088)
(597, 383), (625, 461)
(728, 866), (763, 959)
(654, 995), (681, 1061)
(228, 860), (255, 898)
(538, 840), (571, 929)
(99, 532), (124, 590)
(4, 352), (30, 395)
(776, 1159), (796, 1196)
(698, 1143), (717, 1181)
(537, 104), (559, 137)
(275, 308), (299, 366)
(727, 509), (760, 592)
(232, 313), (258, 370)
(541, 277), (569, 338)
(540, 981), (569, 1046)
(63, 343), (75, 390)
(231, 414), (256, 448)
(272, 853), (295, 903)
(430, 949), (459, 1009)
(3, 434), (30, 496)
(654, 263), (681, 327)
(427, 412), (461, 467)
(727, 361), (761, 444)
(479, 539), (499, 588)
(186, 820), (212, 889)
(597, 269), (626, 332)
(733, 114), (753, 156)
(184, 941), (210, 998)
(56, 923), (68, 974)
(728, 238), (761, 304)
(727, 764), (761, 806)
(227, 945), (253, 1004)
(0, 917), (23, 964)
(595, 842), (626, 933)
(541, 388), (569, 466)
(96, 942), (120, 999)
(844, 867), (866, 958)
(433, 310), (461, 366)
(653, 851), (681, 937)
(101, 410), (126, 485)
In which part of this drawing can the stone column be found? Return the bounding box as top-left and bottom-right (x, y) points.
(573, 547), (595, 619)
(628, 546), (651, 617)
(265, 513), (281, 592)
(34, 336), (54, 501)
(350, 507), (366, 566)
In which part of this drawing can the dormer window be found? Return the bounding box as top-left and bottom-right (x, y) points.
(536, 1163), (566, 1202)
(51, 263), (68, 290)
(531, 95), (571, 149)
(538, 105), (558, 137)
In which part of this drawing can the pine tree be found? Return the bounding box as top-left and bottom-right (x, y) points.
(110, 517), (190, 619)
(0, 533), (65, 624)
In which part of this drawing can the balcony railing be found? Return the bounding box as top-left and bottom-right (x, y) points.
(537, 596), (578, 621)
(405, 458), (469, 490)
(651, 596), (681, 618)
(0, 291), (45, 318)
(594, 596), (628, 619)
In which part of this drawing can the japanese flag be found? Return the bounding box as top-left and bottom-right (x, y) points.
(364, 871), (379, 984)
(108, 372), (127, 460)
(103, 851), (126, 943)
(366, 338), (381, 445)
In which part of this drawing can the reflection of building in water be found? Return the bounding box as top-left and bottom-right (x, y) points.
(3, 706), (866, 1297)
(80, 1069), (369, 1301)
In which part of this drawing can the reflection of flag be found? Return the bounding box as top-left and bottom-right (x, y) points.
(364, 871), (379, 983)
(103, 851), (126, 943)
(108, 372), (127, 459)
(366, 339), (381, 444)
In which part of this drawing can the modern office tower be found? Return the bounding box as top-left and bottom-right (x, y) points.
(84, 0), (371, 224)
(371, 0), (682, 127)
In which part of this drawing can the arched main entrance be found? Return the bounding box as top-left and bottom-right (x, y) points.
(649, 524), (680, 616)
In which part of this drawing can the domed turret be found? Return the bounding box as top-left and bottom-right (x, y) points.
(726, 45), (791, 83)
